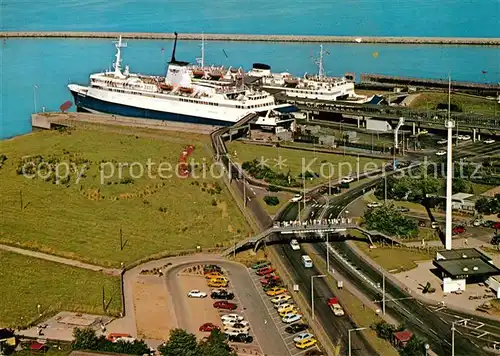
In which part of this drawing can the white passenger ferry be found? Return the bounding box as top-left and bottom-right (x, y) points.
(68, 33), (295, 127)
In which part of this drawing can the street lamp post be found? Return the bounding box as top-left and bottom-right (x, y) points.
(451, 322), (456, 356)
(348, 327), (368, 356)
(33, 84), (38, 113)
(326, 233), (330, 273)
(311, 275), (326, 320)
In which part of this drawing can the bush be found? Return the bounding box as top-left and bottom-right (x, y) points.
(264, 196), (280, 206)
(364, 204), (418, 238)
(268, 185), (280, 192)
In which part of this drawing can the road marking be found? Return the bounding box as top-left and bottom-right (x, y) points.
(477, 331), (488, 338)
(415, 317), (424, 325)
(430, 329), (437, 335)
(439, 317), (449, 324)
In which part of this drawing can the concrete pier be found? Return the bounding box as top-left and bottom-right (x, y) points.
(31, 112), (217, 135)
(2, 31), (500, 46)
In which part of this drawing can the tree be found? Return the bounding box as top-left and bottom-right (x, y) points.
(263, 195), (280, 206)
(158, 329), (198, 356)
(372, 321), (397, 340)
(399, 335), (426, 356)
(452, 178), (471, 194)
(198, 329), (236, 356)
(364, 205), (418, 238)
(72, 327), (99, 350)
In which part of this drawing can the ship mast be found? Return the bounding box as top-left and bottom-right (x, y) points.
(318, 44), (324, 77)
(196, 33), (205, 67)
(113, 36), (127, 78)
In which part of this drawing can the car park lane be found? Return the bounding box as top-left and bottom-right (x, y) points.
(249, 269), (322, 356)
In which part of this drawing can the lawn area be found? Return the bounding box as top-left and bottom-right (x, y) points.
(226, 141), (386, 187)
(353, 241), (433, 273)
(410, 92), (500, 116)
(0, 250), (121, 328)
(0, 127), (251, 267)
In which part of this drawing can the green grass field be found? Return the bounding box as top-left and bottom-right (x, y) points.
(0, 250), (121, 328)
(226, 141), (386, 187)
(354, 241), (433, 273)
(410, 92), (500, 116)
(0, 127), (251, 267)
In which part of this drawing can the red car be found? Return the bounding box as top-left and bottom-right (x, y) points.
(493, 222), (500, 230)
(256, 267), (275, 276)
(213, 301), (237, 310)
(452, 226), (466, 235)
(260, 275), (281, 286)
(199, 323), (220, 332)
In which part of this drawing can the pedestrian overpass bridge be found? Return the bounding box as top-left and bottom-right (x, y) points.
(222, 221), (401, 256)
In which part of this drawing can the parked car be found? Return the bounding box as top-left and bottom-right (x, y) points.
(491, 235), (500, 245)
(296, 338), (317, 349)
(252, 260), (270, 270)
(213, 301), (238, 310)
(256, 267), (275, 276)
(277, 303), (296, 314)
(271, 294), (292, 304)
(285, 323), (309, 334)
(293, 333), (314, 343)
(341, 176), (354, 183)
(367, 202), (382, 208)
(208, 280), (228, 288)
(493, 222), (500, 230)
(280, 307), (299, 317)
(260, 275), (281, 286)
(418, 220), (426, 227)
(227, 333), (253, 343)
(395, 206), (410, 213)
(205, 271), (224, 279)
(266, 287), (287, 296)
(203, 264), (222, 273)
(452, 226), (466, 235)
(282, 313), (302, 324)
(187, 290), (207, 298)
(224, 329), (249, 337)
(223, 320), (250, 328)
(224, 325), (250, 334)
(473, 219), (484, 227)
(437, 139), (447, 144)
(484, 139), (495, 144)
(431, 222), (439, 229)
(199, 323), (219, 332)
(436, 150), (446, 156)
(290, 239), (300, 251)
(211, 289), (235, 300)
(221, 314), (244, 322)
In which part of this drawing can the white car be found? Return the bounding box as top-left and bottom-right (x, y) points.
(435, 150), (446, 156)
(431, 222), (439, 229)
(473, 219), (484, 227)
(221, 314), (244, 322)
(291, 194), (302, 202)
(290, 239), (300, 251)
(187, 290), (207, 298)
(293, 333), (314, 343)
(341, 176), (354, 183)
(222, 320), (249, 328)
(418, 129), (429, 135)
(484, 139), (495, 144)
(282, 313), (302, 324)
(271, 294), (292, 304)
(224, 329), (249, 337)
(367, 202), (382, 208)
(224, 325), (250, 334)
(460, 135), (471, 141)
(437, 139), (447, 144)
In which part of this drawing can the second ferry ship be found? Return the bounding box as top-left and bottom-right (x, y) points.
(68, 33), (295, 127)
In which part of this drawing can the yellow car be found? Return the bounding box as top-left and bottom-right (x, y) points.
(277, 303), (295, 314)
(205, 271), (223, 279)
(208, 280), (228, 288)
(279, 308), (299, 317)
(266, 287), (287, 296)
(296, 338), (317, 349)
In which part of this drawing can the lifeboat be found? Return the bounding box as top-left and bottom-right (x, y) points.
(208, 71), (223, 80)
(159, 83), (173, 91)
(179, 87), (194, 93)
(192, 68), (205, 78)
(284, 77), (299, 87)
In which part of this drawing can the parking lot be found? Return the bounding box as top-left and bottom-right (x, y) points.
(248, 270), (322, 356)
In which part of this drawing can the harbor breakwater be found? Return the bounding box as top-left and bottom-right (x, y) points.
(2, 32), (500, 46)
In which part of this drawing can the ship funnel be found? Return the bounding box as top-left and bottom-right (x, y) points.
(170, 32), (178, 63)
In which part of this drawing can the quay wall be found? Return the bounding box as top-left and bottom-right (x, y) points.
(2, 31), (500, 46)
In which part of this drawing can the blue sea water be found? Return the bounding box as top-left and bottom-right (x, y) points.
(1, 0), (500, 139)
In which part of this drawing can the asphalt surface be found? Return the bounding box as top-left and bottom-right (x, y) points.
(273, 244), (376, 355)
(166, 259), (290, 356)
(277, 179), (500, 355)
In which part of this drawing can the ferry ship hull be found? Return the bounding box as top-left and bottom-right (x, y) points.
(70, 88), (234, 127)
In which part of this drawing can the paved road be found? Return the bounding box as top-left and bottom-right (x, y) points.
(273, 244), (376, 356)
(164, 257), (289, 356)
(0, 243), (120, 275)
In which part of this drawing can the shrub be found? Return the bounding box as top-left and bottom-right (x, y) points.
(264, 196), (280, 206)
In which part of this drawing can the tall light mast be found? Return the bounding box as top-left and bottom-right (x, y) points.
(445, 75), (455, 250)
